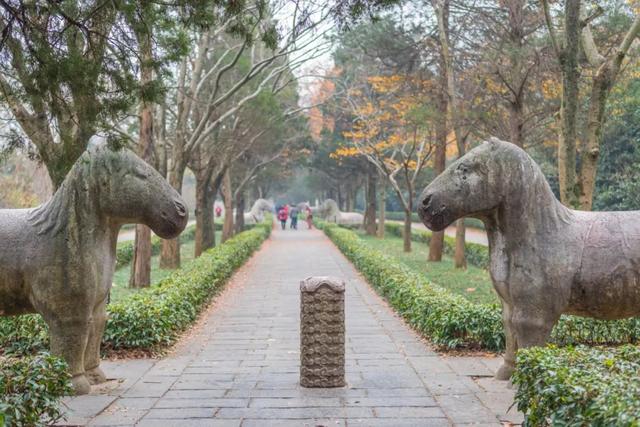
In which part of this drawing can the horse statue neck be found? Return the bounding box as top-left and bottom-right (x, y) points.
(487, 156), (573, 245)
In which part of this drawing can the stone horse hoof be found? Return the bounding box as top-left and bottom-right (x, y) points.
(495, 362), (515, 381)
(86, 366), (107, 385)
(71, 374), (92, 395)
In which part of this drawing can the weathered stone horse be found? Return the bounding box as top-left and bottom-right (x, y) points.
(418, 137), (640, 380)
(0, 141), (188, 394)
(244, 198), (274, 224)
(316, 199), (364, 225)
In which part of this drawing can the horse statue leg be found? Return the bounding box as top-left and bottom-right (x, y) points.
(497, 303), (560, 381)
(42, 310), (92, 394)
(84, 297), (108, 385)
(495, 301), (517, 380)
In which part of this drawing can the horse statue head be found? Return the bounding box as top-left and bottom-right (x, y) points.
(29, 140), (188, 239)
(319, 199), (340, 222)
(418, 137), (562, 231)
(245, 198), (274, 224)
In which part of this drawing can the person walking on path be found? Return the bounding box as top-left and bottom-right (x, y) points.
(306, 206), (313, 229)
(289, 207), (299, 230)
(278, 207), (288, 230)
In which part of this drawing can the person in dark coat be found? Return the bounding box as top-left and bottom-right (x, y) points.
(289, 207), (299, 229)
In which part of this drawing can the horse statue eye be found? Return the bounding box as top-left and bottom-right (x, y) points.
(132, 168), (148, 179)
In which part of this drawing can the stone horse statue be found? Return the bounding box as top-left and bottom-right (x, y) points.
(244, 198), (274, 224)
(316, 199), (364, 225)
(0, 141), (188, 394)
(418, 137), (640, 380)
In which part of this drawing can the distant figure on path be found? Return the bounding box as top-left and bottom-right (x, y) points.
(215, 205), (222, 217)
(290, 207), (299, 229)
(306, 206), (313, 229)
(278, 207), (288, 230)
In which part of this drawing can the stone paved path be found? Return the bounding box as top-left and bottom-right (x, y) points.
(61, 227), (522, 426)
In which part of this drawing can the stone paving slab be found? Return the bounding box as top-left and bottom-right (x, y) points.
(59, 227), (522, 426)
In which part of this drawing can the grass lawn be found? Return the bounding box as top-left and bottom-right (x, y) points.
(110, 231), (222, 302)
(357, 231), (498, 305)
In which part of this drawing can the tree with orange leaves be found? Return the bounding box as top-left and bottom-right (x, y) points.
(333, 73), (435, 252)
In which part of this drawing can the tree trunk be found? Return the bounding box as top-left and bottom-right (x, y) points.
(130, 32), (155, 288)
(364, 170), (377, 235)
(454, 218), (467, 269)
(403, 209), (412, 253)
(235, 195), (245, 234)
(508, 100), (524, 148)
(221, 169), (234, 242)
(130, 225), (152, 288)
(578, 65), (611, 210)
(194, 172), (215, 257)
(155, 101), (168, 178)
(160, 159), (185, 269)
(436, 0), (467, 267)
(347, 185), (356, 212)
(557, 0), (582, 208)
(377, 180), (386, 238)
(506, 0), (526, 148)
(428, 58), (448, 262)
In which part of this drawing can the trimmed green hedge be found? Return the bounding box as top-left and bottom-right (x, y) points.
(324, 224), (640, 351)
(384, 222), (489, 269)
(0, 353), (71, 427)
(104, 222), (270, 349)
(324, 223), (505, 350)
(0, 222), (270, 356)
(0, 315), (49, 357)
(514, 345), (640, 426)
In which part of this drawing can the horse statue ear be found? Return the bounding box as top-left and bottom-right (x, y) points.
(487, 137), (502, 150)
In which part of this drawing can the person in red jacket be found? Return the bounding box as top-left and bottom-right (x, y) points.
(306, 206), (313, 229)
(277, 207), (288, 230)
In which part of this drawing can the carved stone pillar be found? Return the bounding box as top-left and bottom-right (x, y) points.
(300, 276), (345, 388)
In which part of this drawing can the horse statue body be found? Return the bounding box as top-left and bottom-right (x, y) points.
(0, 141), (188, 394)
(316, 199), (364, 225)
(418, 137), (640, 380)
(244, 198), (274, 224)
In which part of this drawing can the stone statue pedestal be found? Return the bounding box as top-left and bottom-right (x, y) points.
(300, 276), (345, 388)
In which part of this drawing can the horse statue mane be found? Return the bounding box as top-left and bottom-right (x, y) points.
(488, 138), (572, 229)
(28, 143), (116, 236)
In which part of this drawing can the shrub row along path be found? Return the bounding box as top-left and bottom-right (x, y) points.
(62, 227), (521, 426)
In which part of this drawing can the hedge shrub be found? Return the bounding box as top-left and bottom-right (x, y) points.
(0, 353), (71, 427)
(324, 223), (505, 350)
(104, 222), (270, 349)
(323, 224), (640, 350)
(0, 222), (270, 356)
(513, 345), (640, 426)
